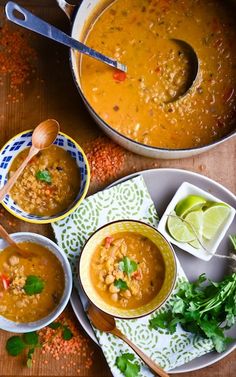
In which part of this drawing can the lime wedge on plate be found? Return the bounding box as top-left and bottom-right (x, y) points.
(202, 203), (230, 240)
(167, 211), (195, 243)
(184, 210), (203, 249)
(175, 195), (206, 217)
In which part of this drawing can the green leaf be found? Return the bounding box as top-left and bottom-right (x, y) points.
(149, 311), (173, 330)
(119, 257), (138, 276)
(116, 353), (140, 377)
(172, 298), (185, 314)
(35, 170), (52, 183)
(6, 336), (25, 356)
(24, 275), (45, 295)
(62, 326), (73, 340)
(48, 322), (62, 330)
(229, 235), (236, 251)
(114, 279), (128, 290)
(23, 332), (39, 346)
(26, 348), (35, 368)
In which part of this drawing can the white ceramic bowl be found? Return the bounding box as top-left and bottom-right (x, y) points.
(0, 233), (72, 333)
(158, 182), (235, 261)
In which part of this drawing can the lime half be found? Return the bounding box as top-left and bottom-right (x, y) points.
(167, 211), (195, 243)
(175, 195), (207, 217)
(185, 210), (203, 249)
(202, 203), (230, 240)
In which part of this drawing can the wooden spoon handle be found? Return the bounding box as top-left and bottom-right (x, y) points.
(0, 145), (39, 202)
(0, 224), (29, 257)
(112, 328), (169, 377)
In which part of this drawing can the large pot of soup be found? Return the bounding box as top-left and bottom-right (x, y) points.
(57, 0), (236, 159)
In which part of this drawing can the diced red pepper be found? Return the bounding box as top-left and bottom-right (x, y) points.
(1, 274), (10, 290)
(105, 236), (114, 249)
(223, 88), (235, 103)
(132, 270), (142, 280)
(113, 70), (127, 82)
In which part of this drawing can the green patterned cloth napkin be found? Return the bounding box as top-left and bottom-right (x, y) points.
(52, 176), (213, 376)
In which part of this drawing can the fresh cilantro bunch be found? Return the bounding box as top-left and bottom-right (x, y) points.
(115, 353), (140, 377)
(149, 272), (236, 352)
(6, 332), (41, 367)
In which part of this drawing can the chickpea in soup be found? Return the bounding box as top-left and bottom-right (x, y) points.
(0, 242), (65, 322)
(80, 0), (236, 149)
(90, 232), (165, 309)
(9, 145), (81, 216)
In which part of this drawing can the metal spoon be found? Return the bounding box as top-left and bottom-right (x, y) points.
(0, 119), (59, 202)
(0, 224), (31, 258)
(87, 304), (169, 377)
(5, 1), (127, 73)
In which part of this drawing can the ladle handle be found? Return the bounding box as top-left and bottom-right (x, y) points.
(5, 2), (127, 72)
(0, 145), (39, 202)
(112, 328), (169, 377)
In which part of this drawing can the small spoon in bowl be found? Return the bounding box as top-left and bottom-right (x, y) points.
(87, 304), (169, 377)
(0, 119), (59, 202)
(0, 224), (31, 258)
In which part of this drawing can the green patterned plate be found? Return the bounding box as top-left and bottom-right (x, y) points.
(70, 168), (236, 373)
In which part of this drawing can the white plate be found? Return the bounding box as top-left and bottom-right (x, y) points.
(70, 168), (236, 373)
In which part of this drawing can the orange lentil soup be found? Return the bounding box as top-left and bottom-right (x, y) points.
(0, 242), (65, 322)
(90, 232), (165, 309)
(80, 0), (236, 149)
(9, 145), (81, 217)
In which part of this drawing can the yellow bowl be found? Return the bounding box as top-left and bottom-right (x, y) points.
(79, 220), (177, 319)
(0, 130), (90, 224)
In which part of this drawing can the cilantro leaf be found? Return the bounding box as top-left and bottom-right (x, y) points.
(35, 170), (52, 183)
(116, 353), (140, 377)
(26, 348), (35, 368)
(62, 326), (73, 340)
(114, 279), (128, 290)
(229, 235), (236, 251)
(48, 322), (62, 330)
(23, 332), (39, 346)
(24, 275), (45, 295)
(119, 257), (138, 276)
(149, 311), (173, 330)
(6, 336), (25, 356)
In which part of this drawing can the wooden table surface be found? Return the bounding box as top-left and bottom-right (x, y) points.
(0, 1), (235, 376)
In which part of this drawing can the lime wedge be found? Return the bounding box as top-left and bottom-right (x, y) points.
(185, 210), (203, 249)
(167, 211), (195, 243)
(175, 195), (207, 217)
(202, 203), (230, 240)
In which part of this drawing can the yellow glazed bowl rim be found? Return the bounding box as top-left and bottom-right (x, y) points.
(0, 129), (90, 224)
(79, 220), (177, 319)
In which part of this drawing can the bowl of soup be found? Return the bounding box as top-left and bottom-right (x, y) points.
(0, 232), (72, 332)
(56, 0), (236, 159)
(79, 220), (177, 319)
(0, 130), (90, 223)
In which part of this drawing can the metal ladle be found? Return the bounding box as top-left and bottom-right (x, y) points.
(5, 1), (127, 73)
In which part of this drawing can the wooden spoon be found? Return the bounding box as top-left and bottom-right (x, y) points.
(87, 304), (169, 377)
(0, 224), (31, 258)
(0, 119), (59, 202)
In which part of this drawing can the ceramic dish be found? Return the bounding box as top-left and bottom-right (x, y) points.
(0, 232), (72, 333)
(79, 220), (177, 319)
(0, 130), (90, 224)
(70, 168), (236, 373)
(158, 182), (236, 261)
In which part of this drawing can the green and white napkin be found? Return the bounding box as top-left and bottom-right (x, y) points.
(52, 176), (213, 376)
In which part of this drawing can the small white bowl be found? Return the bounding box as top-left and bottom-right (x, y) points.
(158, 182), (235, 261)
(0, 233), (72, 333)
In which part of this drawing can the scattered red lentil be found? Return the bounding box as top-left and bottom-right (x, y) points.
(0, 23), (37, 93)
(85, 136), (126, 184)
(38, 313), (93, 373)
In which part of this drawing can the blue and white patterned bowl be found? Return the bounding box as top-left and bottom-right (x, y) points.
(0, 130), (90, 224)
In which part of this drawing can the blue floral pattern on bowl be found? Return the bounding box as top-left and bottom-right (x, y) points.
(0, 130), (90, 223)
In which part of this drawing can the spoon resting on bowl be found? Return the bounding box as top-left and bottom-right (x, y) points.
(87, 304), (169, 377)
(0, 224), (31, 258)
(0, 119), (59, 203)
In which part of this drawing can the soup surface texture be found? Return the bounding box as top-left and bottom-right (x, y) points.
(0, 242), (65, 322)
(80, 0), (236, 149)
(90, 232), (165, 309)
(9, 145), (81, 216)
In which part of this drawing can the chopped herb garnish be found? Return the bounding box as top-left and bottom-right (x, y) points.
(114, 279), (128, 290)
(24, 275), (45, 295)
(48, 322), (62, 330)
(35, 170), (52, 183)
(26, 348), (35, 368)
(115, 353), (140, 377)
(6, 336), (25, 356)
(119, 257), (138, 276)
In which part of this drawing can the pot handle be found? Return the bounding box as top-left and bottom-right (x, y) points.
(56, 0), (76, 21)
